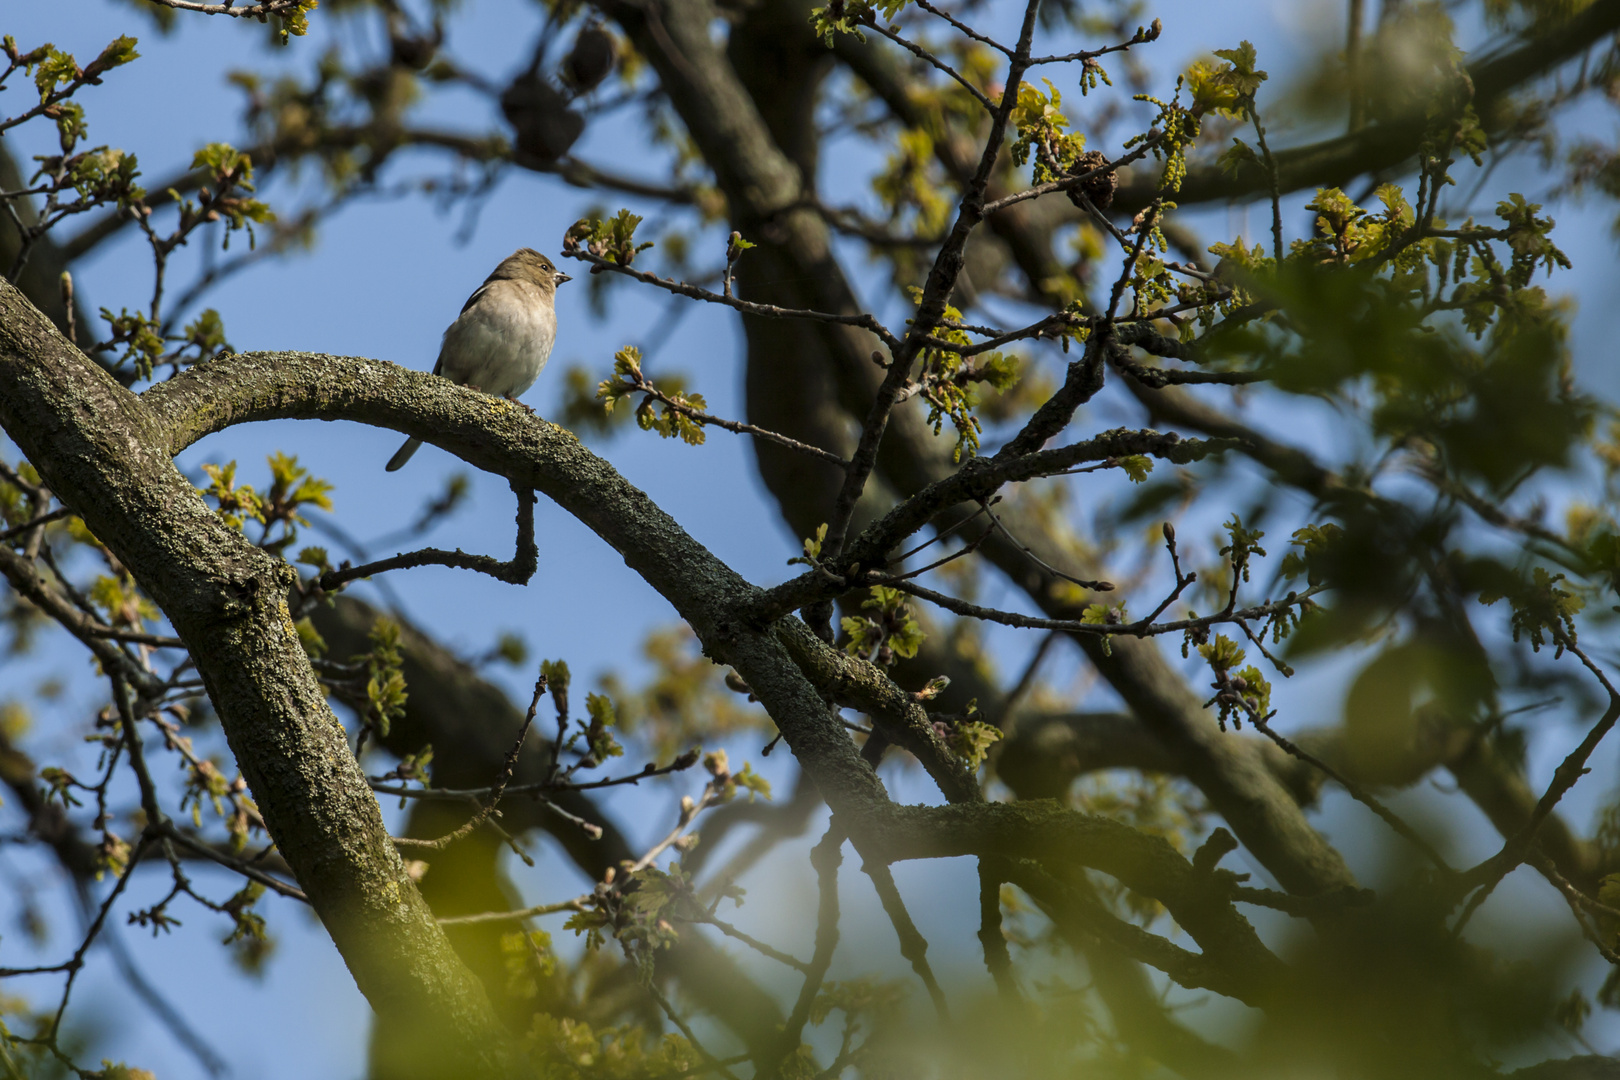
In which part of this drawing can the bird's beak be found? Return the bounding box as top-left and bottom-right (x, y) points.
(555, 272), (573, 285)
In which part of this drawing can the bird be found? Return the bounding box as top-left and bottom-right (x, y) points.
(385, 248), (571, 472)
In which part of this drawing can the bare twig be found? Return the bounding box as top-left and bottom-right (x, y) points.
(645, 980), (740, 1080)
(437, 897), (589, 927)
(369, 750), (700, 803)
(977, 859), (1021, 1001)
(0, 506), (71, 546)
(1025, 21), (1163, 66)
(155, 824), (309, 902)
(682, 909), (811, 974)
(1249, 109), (1284, 263)
(626, 379), (849, 468)
(320, 482), (536, 590)
(1454, 640), (1620, 920)
(913, 0), (1013, 56)
(775, 825), (844, 1068)
(1529, 848), (1620, 965)
(994, 629), (1059, 727)
(862, 857), (950, 1022)
(562, 249), (901, 350)
(1248, 715), (1453, 872)
(980, 138), (1160, 216)
(139, 0), (312, 18)
(391, 668), (548, 853)
(856, 17), (995, 112)
(980, 497), (1112, 592)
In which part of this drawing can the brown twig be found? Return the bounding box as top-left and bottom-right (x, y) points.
(320, 481), (536, 590)
(563, 249), (902, 350)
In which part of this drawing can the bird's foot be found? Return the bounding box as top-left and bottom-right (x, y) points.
(505, 394), (535, 415)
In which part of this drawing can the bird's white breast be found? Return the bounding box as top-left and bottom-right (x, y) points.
(437, 279), (556, 399)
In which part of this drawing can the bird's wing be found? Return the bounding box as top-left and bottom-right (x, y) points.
(431, 282), (495, 376)
(458, 283), (492, 316)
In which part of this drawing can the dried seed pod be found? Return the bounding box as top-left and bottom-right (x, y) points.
(1067, 149), (1118, 211)
(388, 20), (441, 70)
(562, 25), (617, 93)
(500, 74), (584, 163)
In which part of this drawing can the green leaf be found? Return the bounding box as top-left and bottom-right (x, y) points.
(33, 47), (79, 103)
(1117, 455), (1154, 483)
(492, 632), (527, 666)
(191, 142), (255, 187)
(181, 309), (231, 357)
(541, 658), (571, 718)
(946, 720), (1003, 770)
(805, 523), (828, 560)
(360, 617), (408, 737)
(1280, 522), (1342, 583)
(1219, 515), (1267, 581)
(1211, 40), (1267, 97)
(275, 0), (319, 43)
(199, 460), (265, 530)
(731, 761), (772, 802)
(84, 35), (140, 80)
(1217, 139), (1259, 178)
(584, 692), (624, 763)
(1198, 634), (1246, 672)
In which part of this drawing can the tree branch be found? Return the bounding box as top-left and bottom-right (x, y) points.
(0, 281), (524, 1077)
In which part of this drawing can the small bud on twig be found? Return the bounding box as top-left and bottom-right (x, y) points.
(59, 272), (75, 348)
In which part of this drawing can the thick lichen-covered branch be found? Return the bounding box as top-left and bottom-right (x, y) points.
(0, 282), (523, 1079)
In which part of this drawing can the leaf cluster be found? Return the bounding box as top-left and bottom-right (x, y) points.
(841, 586), (926, 668)
(565, 210), (654, 267)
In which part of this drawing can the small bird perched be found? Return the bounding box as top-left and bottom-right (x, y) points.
(385, 248), (570, 471)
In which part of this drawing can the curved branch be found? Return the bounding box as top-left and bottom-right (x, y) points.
(135, 345), (1295, 1009)
(0, 283), (523, 1077)
(142, 348), (892, 817)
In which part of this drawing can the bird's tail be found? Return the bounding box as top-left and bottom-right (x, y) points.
(385, 438), (423, 472)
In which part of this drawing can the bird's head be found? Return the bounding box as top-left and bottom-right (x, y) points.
(495, 248), (573, 293)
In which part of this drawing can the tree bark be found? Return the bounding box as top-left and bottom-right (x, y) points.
(0, 280), (523, 1080)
